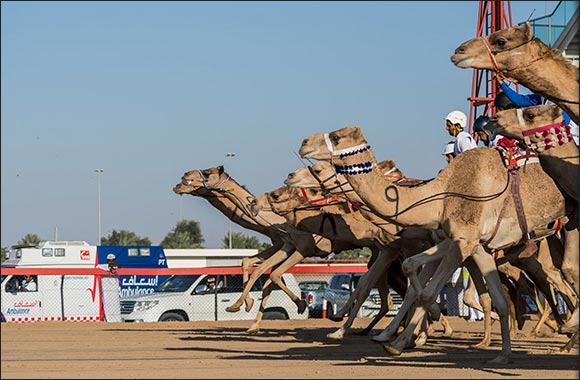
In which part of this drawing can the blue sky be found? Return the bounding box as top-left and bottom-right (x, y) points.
(1, 1), (559, 248)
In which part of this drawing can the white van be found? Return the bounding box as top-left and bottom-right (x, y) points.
(121, 273), (308, 322)
(1, 241), (101, 322)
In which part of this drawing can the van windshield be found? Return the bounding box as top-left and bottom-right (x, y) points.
(155, 275), (200, 292)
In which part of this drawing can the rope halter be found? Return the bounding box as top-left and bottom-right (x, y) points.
(517, 109), (573, 153)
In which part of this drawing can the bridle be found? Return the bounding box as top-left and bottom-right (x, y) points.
(516, 108), (574, 152)
(480, 35), (580, 105)
(479, 35), (547, 78)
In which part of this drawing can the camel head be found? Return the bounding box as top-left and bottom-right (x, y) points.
(249, 192), (271, 217)
(285, 161), (339, 189)
(451, 22), (549, 71)
(377, 160), (404, 179)
(487, 105), (571, 152)
(299, 126), (368, 161)
(266, 186), (330, 216)
(176, 166), (230, 192)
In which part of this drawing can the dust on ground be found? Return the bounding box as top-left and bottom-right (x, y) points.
(1, 317), (578, 379)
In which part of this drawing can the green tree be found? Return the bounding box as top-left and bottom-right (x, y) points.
(17, 233), (43, 246)
(221, 232), (270, 250)
(332, 247), (372, 260)
(101, 230), (151, 246)
(160, 220), (204, 248)
(1, 247), (7, 262)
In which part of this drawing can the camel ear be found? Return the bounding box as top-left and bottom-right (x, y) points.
(217, 165), (224, 174)
(522, 22), (532, 39)
(383, 160), (396, 170)
(353, 126), (363, 139)
(550, 105), (562, 120)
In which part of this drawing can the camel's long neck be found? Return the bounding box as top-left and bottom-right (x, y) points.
(217, 178), (286, 227)
(331, 149), (443, 229)
(512, 58), (579, 124)
(203, 195), (272, 235)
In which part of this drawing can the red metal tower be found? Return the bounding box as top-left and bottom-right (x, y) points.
(468, 0), (518, 132)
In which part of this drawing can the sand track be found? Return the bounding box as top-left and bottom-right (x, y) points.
(1, 317), (578, 379)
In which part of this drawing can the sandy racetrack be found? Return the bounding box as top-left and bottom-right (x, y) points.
(1, 317), (578, 379)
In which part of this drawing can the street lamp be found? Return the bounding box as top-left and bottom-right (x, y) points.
(225, 153), (236, 249)
(95, 169), (104, 245)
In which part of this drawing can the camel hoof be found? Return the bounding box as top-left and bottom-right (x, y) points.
(487, 355), (511, 365)
(328, 314), (344, 322)
(470, 340), (490, 349)
(326, 330), (345, 341)
(226, 304), (241, 313)
(382, 343), (402, 356)
(245, 297), (255, 313)
(414, 332), (427, 347)
(558, 325), (576, 335)
(247, 326), (260, 335)
(297, 299), (307, 314)
(371, 333), (388, 343)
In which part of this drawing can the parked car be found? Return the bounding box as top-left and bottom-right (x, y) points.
(121, 273), (307, 322)
(298, 280), (328, 318)
(324, 273), (403, 319)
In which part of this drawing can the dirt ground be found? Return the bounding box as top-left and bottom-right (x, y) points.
(1, 316), (578, 379)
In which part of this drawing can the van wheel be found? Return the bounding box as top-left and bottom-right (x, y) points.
(263, 311), (287, 320)
(159, 312), (185, 322)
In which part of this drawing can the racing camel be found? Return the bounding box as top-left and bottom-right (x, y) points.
(174, 166), (331, 333)
(299, 126), (568, 363)
(451, 22), (579, 125)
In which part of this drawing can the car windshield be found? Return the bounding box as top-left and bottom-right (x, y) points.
(155, 275), (200, 292)
(299, 281), (327, 291)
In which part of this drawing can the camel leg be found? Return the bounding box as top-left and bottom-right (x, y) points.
(359, 264), (409, 336)
(265, 251), (309, 315)
(382, 245), (462, 355)
(328, 249), (401, 340)
(246, 278), (276, 335)
(464, 258), (494, 348)
(372, 256), (441, 343)
(226, 248), (292, 312)
(383, 257), (461, 356)
(559, 227), (579, 334)
(331, 247), (397, 322)
(239, 243), (283, 311)
(328, 269), (390, 341)
(471, 248), (512, 364)
(402, 240), (452, 297)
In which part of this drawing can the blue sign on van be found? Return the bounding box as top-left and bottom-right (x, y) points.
(97, 246), (169, 298)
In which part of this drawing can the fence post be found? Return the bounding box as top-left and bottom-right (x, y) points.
(322, 297), (327, 319)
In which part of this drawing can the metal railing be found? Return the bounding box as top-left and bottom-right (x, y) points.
(518, 1), (578, 47)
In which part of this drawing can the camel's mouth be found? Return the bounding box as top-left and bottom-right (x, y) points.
(299, 149), (315, 158)
(173, 184), (189, 194)
(450, 54), (474, 68)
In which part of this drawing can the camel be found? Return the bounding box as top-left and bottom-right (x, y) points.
(286, 161), (570, 350)
(173, 166), (332, 333)
(487, 104), (580, 342)
(488, 105), (578, 201)
(298, 126), (569, 363)
(451, 22), (579, 125)
(260, 180), (454, 342)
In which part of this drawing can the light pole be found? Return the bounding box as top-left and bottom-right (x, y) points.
(95, 169), (104, 245)
(225, 153), (236, 249)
